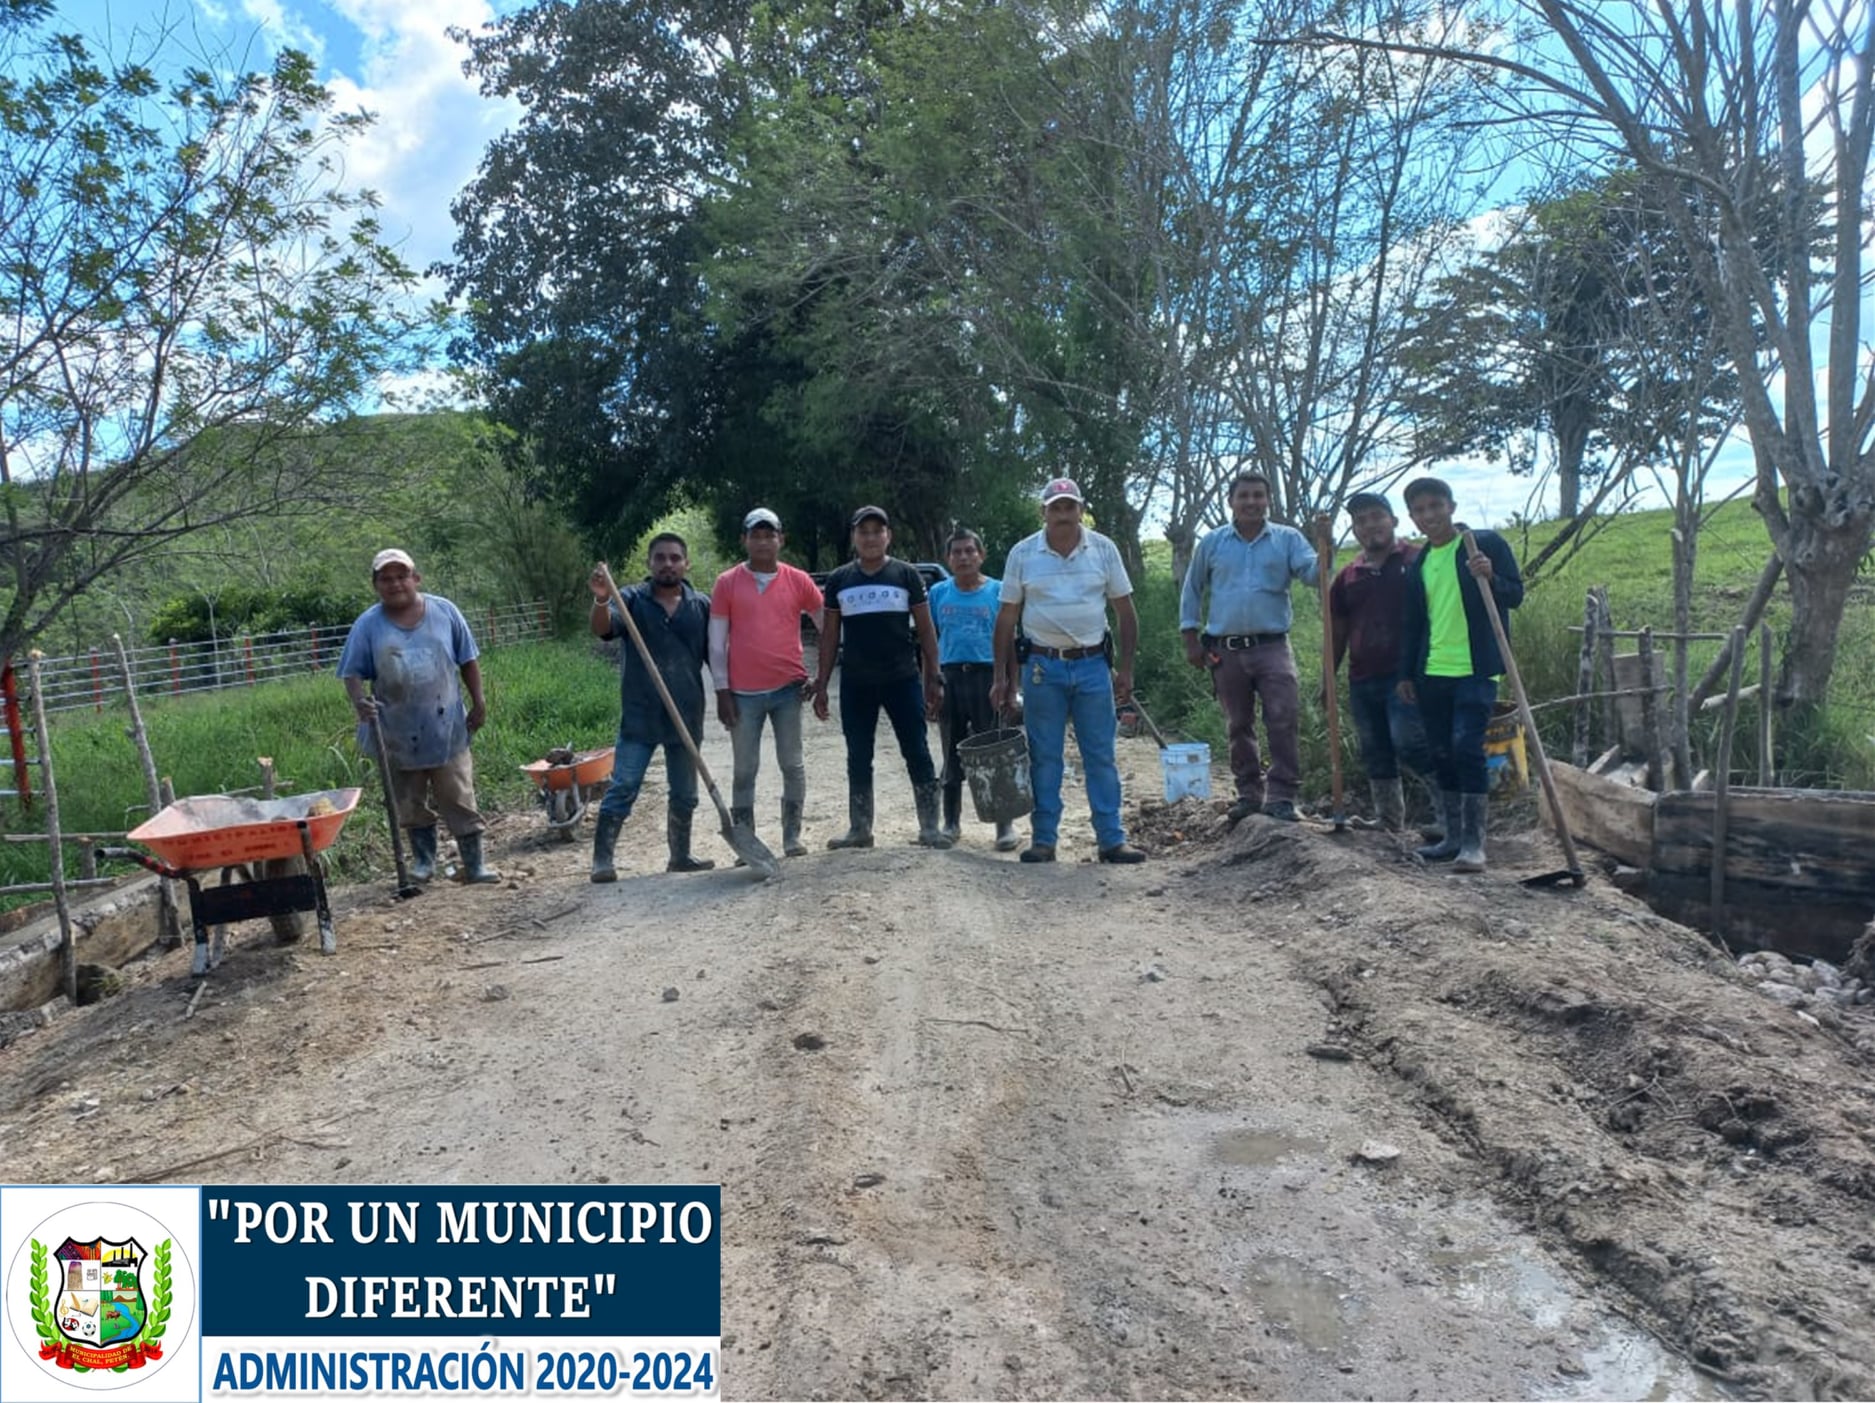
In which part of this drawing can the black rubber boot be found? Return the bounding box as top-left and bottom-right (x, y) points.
(666, 809), (715, 873)
(780, 799), (808, 857)
(826, 787), (875, 850)
(407, 825), (438, 882)
(730, 806), (756, 866)
(454, 831), (502, 884)
(914, 780), (954, 849)
(1415, 792), (1462, 862)
(1452, 792), (1489, 873)
(940, 785), (962, 844)
(590, 812), (623, 883)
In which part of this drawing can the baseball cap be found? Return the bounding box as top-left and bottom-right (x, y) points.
(1040, 478), (1084, 506)
(742, 507), (782, 532)
(849, 505), (890, 528)
(371, 548), (416, 575)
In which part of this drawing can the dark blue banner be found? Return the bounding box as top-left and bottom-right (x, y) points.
(199, 1187), (719, 1338)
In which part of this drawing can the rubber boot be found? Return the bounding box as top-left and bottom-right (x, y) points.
(940, 785), (962, 844)
(994, 820), (1020, 852)
(914, 780), (954, 849)
(730, 806), (756, 867)
(1373, 777), (1406, 832)
(454, 830), (502, 884)
(407, 826), (438, 883)
(590, 812), (623, 883)
(826, 788), (874, 850)
(1415, 792), (1462, 862)
(1414, 775), (1445, 842)
(666, 809), (715, 873)
(780, 799), (808, 858)
(1452, 792), (1489, 873)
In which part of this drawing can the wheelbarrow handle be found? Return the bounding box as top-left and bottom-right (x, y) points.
(96, 846), (187, 881)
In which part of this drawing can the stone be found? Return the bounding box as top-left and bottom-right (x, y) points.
(1757, 981), (1807, 1007)
(1352, 1140), (1402, 1164)
(661, 987), (681, 1003)
(1812, 959), (1842, 985)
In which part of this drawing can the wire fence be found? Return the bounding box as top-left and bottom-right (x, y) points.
(27, 601), (554, 716)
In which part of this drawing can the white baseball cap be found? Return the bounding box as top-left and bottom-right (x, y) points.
(742, 508), (782, 531)
(371, 548), (416, 575)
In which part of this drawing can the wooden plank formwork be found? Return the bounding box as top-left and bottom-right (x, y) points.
(1540, 761), (1655, 868)
(1541, 771), (1875, 962)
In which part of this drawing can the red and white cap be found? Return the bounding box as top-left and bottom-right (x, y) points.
(1040, 478), (1084, 505)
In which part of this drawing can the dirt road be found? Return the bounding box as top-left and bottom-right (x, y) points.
(4, 699), (1875, 1399)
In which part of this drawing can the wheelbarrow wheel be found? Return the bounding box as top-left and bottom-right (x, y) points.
(260, 855), (312, 943)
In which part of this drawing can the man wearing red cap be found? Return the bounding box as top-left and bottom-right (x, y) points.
(989, 479), (1146, 863)
(339, 549), (499, 884)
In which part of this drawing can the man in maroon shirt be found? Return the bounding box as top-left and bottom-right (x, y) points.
(1326, 491), (1436, 831)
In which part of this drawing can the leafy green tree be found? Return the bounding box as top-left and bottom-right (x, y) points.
(0, 0), (429, 666)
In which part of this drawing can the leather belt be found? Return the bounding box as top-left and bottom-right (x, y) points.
(1206, 632), (1288, 650)
(1026, 642), (1105, 661)
(942, 661), (993, 674)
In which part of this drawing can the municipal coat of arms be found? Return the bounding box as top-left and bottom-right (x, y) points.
(28, 1234), (173, 1372)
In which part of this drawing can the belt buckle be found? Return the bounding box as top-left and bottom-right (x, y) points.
(1227, 635), (1249, 651)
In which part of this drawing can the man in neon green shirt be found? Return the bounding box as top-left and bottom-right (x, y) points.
(1396, 478), (1523, 873)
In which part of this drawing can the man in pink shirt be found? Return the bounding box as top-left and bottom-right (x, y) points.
(708, 508), (825, 858)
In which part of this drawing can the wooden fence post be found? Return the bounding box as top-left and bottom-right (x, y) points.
(1572, 591), (1596, 767)
(25, 652), (76, 1004)
(1758, 622), (1774, 787)
(1638, 626), (1662, 790)
(169, 639), (181, 695)
(91, 647), (104, 712)
(2, 661), (30, 809)
(1711, 625), (1747, 950)
(111, 634), (182, 947)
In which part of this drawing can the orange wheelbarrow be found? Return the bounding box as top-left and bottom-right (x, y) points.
(520, 746), (614, 841)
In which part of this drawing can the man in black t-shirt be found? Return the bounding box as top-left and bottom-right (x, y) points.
(811, 505), (952, 850)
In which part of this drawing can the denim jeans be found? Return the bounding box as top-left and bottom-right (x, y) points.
(839, 673), (938, 788)
(597, 733), (698, 820)
(1347, 674), (1434, 781)
(1023, 653), (1125, 850)
(1416, 674), (1499, 794)
(729, 684), (806, 810)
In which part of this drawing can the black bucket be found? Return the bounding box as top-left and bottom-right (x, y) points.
(957, 727), (1033, 823)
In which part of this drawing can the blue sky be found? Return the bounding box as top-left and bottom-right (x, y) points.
(62, 0), (518, 283)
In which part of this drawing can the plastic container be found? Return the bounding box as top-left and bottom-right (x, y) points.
(1160, 742), (1212, 802)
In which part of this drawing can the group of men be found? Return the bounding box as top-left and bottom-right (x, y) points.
(1176, 473), (1523, 871)
(337, 471), (1521, 883)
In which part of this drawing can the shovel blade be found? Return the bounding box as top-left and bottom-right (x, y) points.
(1521, 867), (1587, 889)
(724, 819), (781, 879)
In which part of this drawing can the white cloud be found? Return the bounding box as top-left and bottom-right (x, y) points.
(239, 0), (325, 62)
(318, 0), (519, 284)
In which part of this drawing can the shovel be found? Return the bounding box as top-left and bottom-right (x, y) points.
(1461, 531), (1586, 889)
(1128, 694), (1171, 749)
(1315, 518), (1349, 833)
(598, 564), (780, 879)
(367, 712), (423, 899)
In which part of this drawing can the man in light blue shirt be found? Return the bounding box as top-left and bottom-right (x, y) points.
(1178, 472), (1322, 824)
(927, 528), (1017, 850)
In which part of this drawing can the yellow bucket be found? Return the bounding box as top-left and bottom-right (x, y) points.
(1484, 706), (1528, 789)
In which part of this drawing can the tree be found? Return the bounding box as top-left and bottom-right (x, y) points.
(1322, 0), (1875, 712)
(0, 0), (426, 667)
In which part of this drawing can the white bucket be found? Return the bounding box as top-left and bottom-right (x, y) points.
(1160, 742), (1212, 802)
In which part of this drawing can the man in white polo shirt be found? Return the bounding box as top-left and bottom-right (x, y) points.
(989, 478), (1146, 864)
